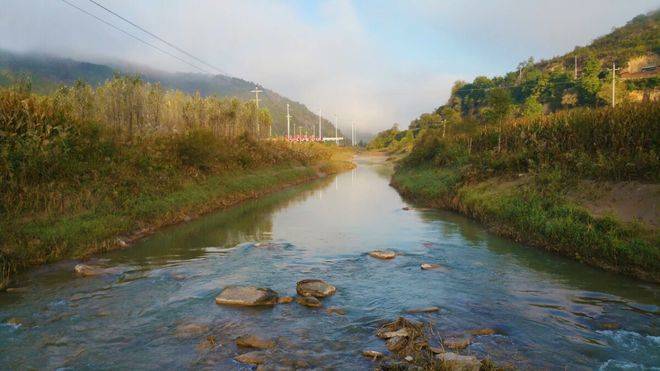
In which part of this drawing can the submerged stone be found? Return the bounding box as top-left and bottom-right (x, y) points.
(443, 336), (471, 350)
(436, 352), (480, 371)
(73, 264), (120, 277)
(235, 351), (266, 365)
(468, 328), (497, 336)
(326, 307), (347, 315)
(277, 296), (294, 304)
(386, 336), (407, 351)
(296, 296), (322, 308)
(296, 279), (336, 298)
(236, 334), (275, 349)
(362, 350), (383, 359)
(196, 335), (217, 352)
(215, 286), (278, 306)
(175, 323), (208, 339)
(420, 263), (441, 270)
(368, 250), (396, 259)
(404, 306), (440, 314)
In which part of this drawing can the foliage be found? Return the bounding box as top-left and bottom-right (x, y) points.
(404, 102), (659, 181)
(0, 80), (344, 288)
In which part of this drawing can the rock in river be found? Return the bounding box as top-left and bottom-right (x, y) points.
(362, 350), (383, 359)
(277, 296), (294, 304)
(326, 307), (347, 315)
(236, 334), (275, 349)
(296, 296), (322, 308)
(420, 263), (441, 270)
(368, 250), (396, 260)
(404, 306), (440, 314)
(443, 336), (471, 350)
(74, 264), (120, 277)
(215, 286), (278, 306)
(436, 352), (480, 371)
(296, 279), (336, 298)
(378, 328), (410, 339)
(235, 351), (266, 365)
(175, 323), (208, 339)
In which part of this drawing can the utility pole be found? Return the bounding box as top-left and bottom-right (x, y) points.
(250, 87), (262, 136)
(612, 61), (618, 108)
(286, 103), (291, 139)
(318, 109), (322, 140)
(351, 122), (355, 146)
(574, 55), (578, 79)
(334, 114), (338, 146)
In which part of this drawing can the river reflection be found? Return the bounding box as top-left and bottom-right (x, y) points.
(1, 155), (658, 370)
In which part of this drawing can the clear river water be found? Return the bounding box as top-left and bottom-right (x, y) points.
(1, 155), (658, 370)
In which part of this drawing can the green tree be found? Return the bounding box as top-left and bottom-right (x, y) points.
(578, 54), (602, 106)
(521, 94), (543, 119)
(485, 87), (512, 151)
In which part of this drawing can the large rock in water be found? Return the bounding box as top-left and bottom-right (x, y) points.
(215, 286), (278, 306)
(296, 279), (336, 298)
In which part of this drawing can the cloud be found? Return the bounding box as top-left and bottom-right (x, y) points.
(1, 0), (658, 133)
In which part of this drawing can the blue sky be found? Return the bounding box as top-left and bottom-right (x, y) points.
(1, 0), (659, 132)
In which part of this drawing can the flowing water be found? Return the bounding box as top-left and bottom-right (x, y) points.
(1, 155), (658, 370)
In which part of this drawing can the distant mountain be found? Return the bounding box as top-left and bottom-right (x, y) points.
(0, 49), (340, 138)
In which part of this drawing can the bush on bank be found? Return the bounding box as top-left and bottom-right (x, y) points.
(0, 81), (345, 288)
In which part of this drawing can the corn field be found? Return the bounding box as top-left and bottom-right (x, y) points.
(405, 101), (660, 181)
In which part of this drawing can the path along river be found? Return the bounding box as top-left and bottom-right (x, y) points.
(1, 155), (658, 369)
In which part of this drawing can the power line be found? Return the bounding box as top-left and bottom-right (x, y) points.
(85, 0), (229, 76)
(57, 0), (209, 74)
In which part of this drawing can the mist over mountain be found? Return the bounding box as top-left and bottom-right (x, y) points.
(0, 49), (343, 138)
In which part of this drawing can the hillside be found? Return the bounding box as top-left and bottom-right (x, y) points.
(0, 49), (340, 138)
(440, 9), (659, 121)
(367, 9), (659, 154)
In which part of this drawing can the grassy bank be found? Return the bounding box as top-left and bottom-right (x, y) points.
(0, 80), (354, 289)
(391, 102), (659, 282)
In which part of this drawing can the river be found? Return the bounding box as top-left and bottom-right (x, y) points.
(1, 155), (658, 370)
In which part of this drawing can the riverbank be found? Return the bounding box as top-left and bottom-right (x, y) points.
(391, 166), (659, 282)
(1, 155), (354, 290)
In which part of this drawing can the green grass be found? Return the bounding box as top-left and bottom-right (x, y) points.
(392, 167), (462, 201)
(1, 164), (344, 289)
(391, 166), (660, 282)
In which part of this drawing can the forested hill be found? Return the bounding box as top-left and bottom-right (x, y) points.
(436, 9), (659, 121)
(0, 49), (338, 137)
